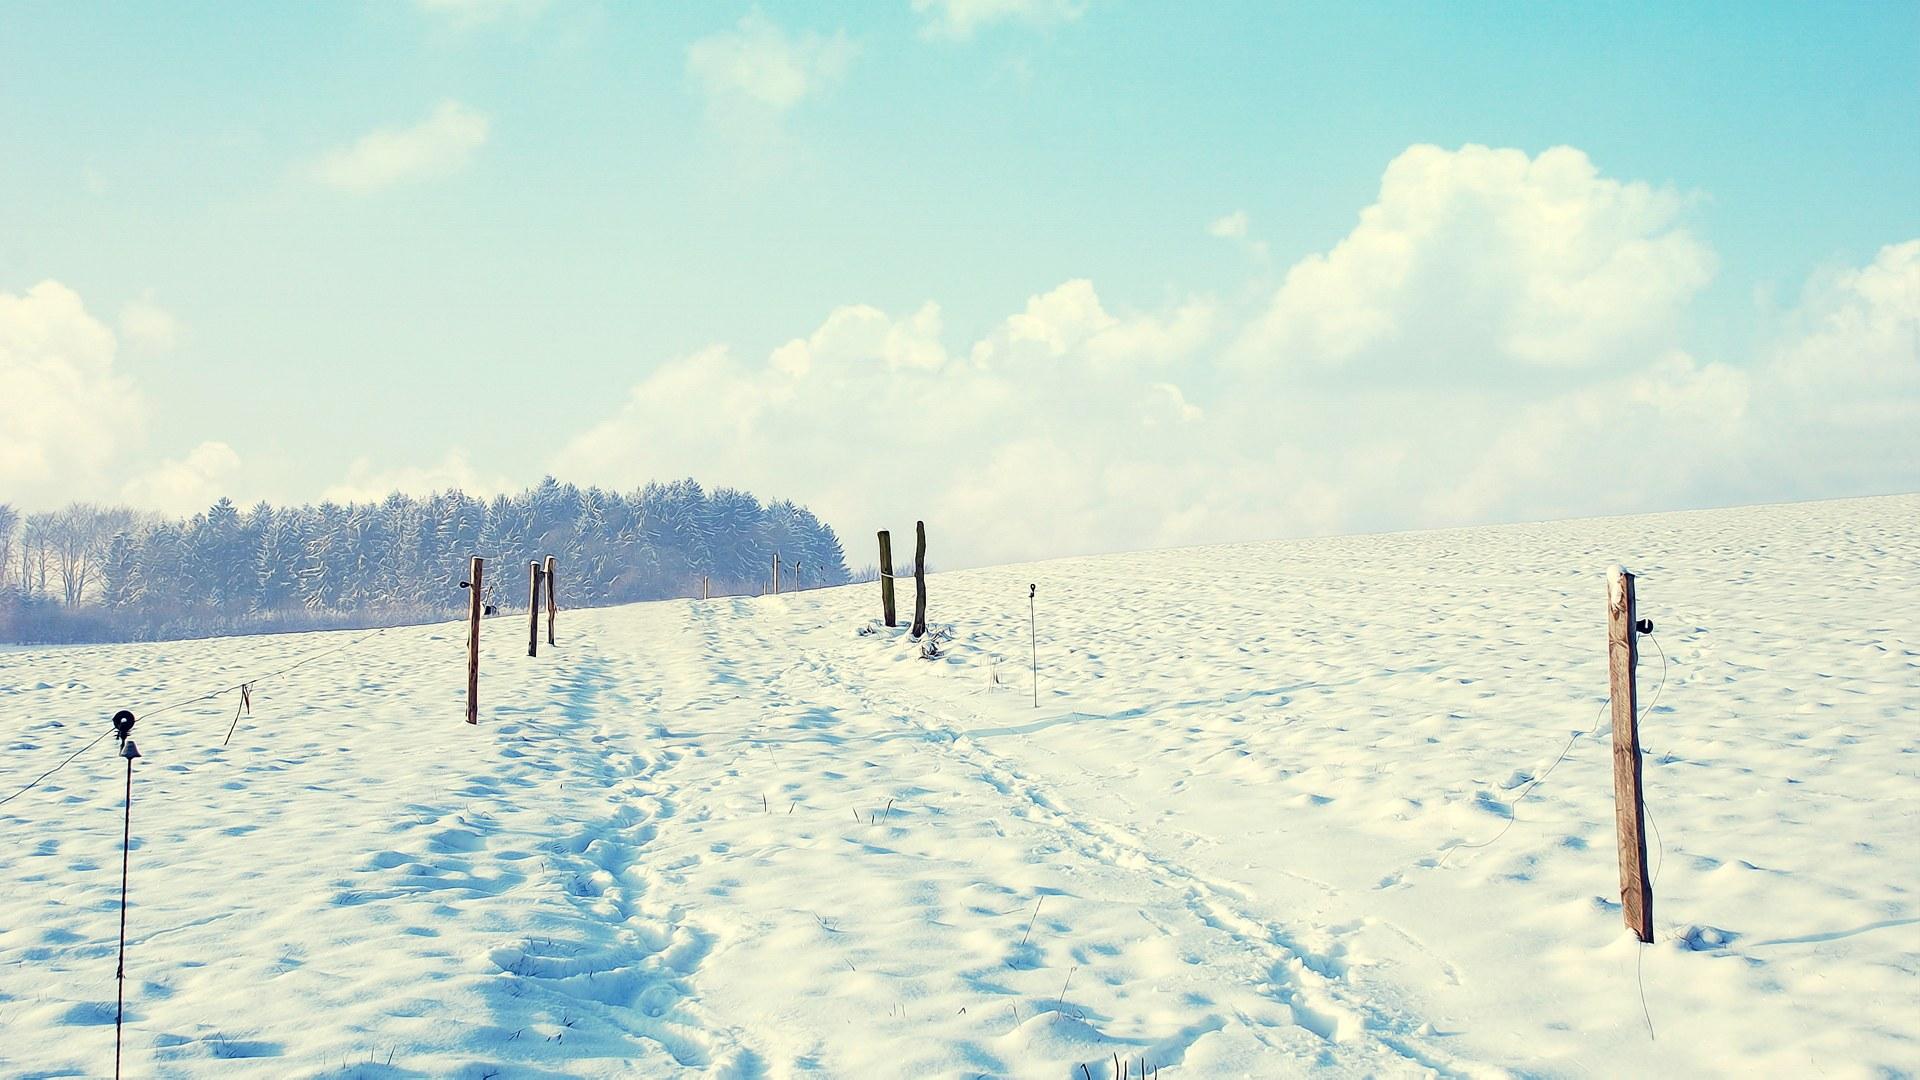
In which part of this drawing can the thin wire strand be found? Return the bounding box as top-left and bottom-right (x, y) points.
(3, 620), (400, 809)
(1636, 944), (1655, 1041)
(1636, 631), (1671, 892)
(143, 624), (393, 722)
(1438, 694), (1611, 865)
(0, 727), (115, 808)
(1633, 630), (1669, 1043)
(1441, 627), (1670, 867)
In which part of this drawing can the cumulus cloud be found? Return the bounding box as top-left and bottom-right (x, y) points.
(322, 449), (511, 505)
(550, 148), (1914, 566)
(1207, 209), (1268, 260)
(1767, 239), (1919, 412)
(971, 280), (1215, 368)
(118, 294), (180, 352)
(553, 282), (1236, 567)
(312, 100), (490, 193)
(10, 144), (1907, 570)
(1207, 210), (1249, 240)
(686, 14), (854, 115)
(122, 441), (243, 514)
(0, 281), (146, 507)
(771, 302), (948, 376)
(1236, 144), (1715, 371)
(1435, 238), (1917, 524)
(914, 0), (1087, 39)
(1435, 352), (1752, 524)
(1747, 239), (1919, 495)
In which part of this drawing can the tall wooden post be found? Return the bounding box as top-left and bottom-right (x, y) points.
(877, 530), (896, 627)
(465, 556), (483, 725)
(911, 521), (927, 638)
(1608, 565), (1653, 943)
(527, 561), (541, 658)
(544, 554), (557, 646)
(702, 574), (710, 600)
(772, 552), (781, 595)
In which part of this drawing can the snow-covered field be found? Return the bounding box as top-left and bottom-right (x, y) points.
(2, 495), (1916, 1078)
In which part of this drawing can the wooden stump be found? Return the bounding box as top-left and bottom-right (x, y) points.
(528, 561), (542, 658)
(911, 521), (927, 638)
(1608, 565), (1653, 943)
(878, 530), (896, 627)
(544, 555), (557, 647)
(465, 556), (483, 725)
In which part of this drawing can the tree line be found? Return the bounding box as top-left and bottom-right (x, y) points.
(0, 477), (850, 644)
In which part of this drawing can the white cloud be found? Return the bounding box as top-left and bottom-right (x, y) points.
(548, 148), (1914, 567)
(770, 301), (948, 377)
(118, 294), (180, 352)
(1436, 239), (1917, 523)
(11, 144), (1906, 572)
(553, 282), (1234, 567)
(1768, 239), (1919, 410)
(1747, 239), (1919, 495)
(312, 100), (490, 194)
(1207, 210), (1249, 240)
(1207, 209), (1268, 260)
(0, 281), (146, 507)
(1236, 144), (1715, 371)
(121, 441), (243, 515)
(914, 0), (1087, 39)
(1436, 352), (1752, 525)
(971, 279), (1215, 367)
(322, 450), (511, 505)
(686, 14), (854, 114)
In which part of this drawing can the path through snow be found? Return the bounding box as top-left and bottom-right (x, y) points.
(2, 495), (1916, 1077)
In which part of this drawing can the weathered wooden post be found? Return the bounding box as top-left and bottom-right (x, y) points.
(911, 520), (927, 638)
(465, 556), (483, 725)
(527, 561), (542, 658)
(772, 552), (781, 595)
(544, 554), (557, 647)
(877, 530), (896, 627)
(1608, 565), (1653, 943)
(702, 574), (710, 600)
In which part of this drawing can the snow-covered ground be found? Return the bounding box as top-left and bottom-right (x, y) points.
(2, 495), (1916, 1078)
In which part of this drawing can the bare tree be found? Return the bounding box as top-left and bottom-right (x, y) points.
(0, 503), (16, 591)
(21, 512), (53, 599)
(52, 506), (97, 607)
(46, 504), (137, 607)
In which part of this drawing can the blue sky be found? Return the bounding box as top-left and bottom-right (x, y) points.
(2, 1), (1916, 565)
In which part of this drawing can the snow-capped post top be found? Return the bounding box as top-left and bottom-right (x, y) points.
(1607, 564), (1628, 609)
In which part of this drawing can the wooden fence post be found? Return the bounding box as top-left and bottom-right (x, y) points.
(772, 552), (781, 595)
(1608, 565), (1653, 943)
(877, 530), (896, 627)
(465, 556), (483, 725)
(911, 520), (927, 638)
(528, 561), (541, 658)
(702, 574), (710, 600)
(544, 554), (557, 646)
